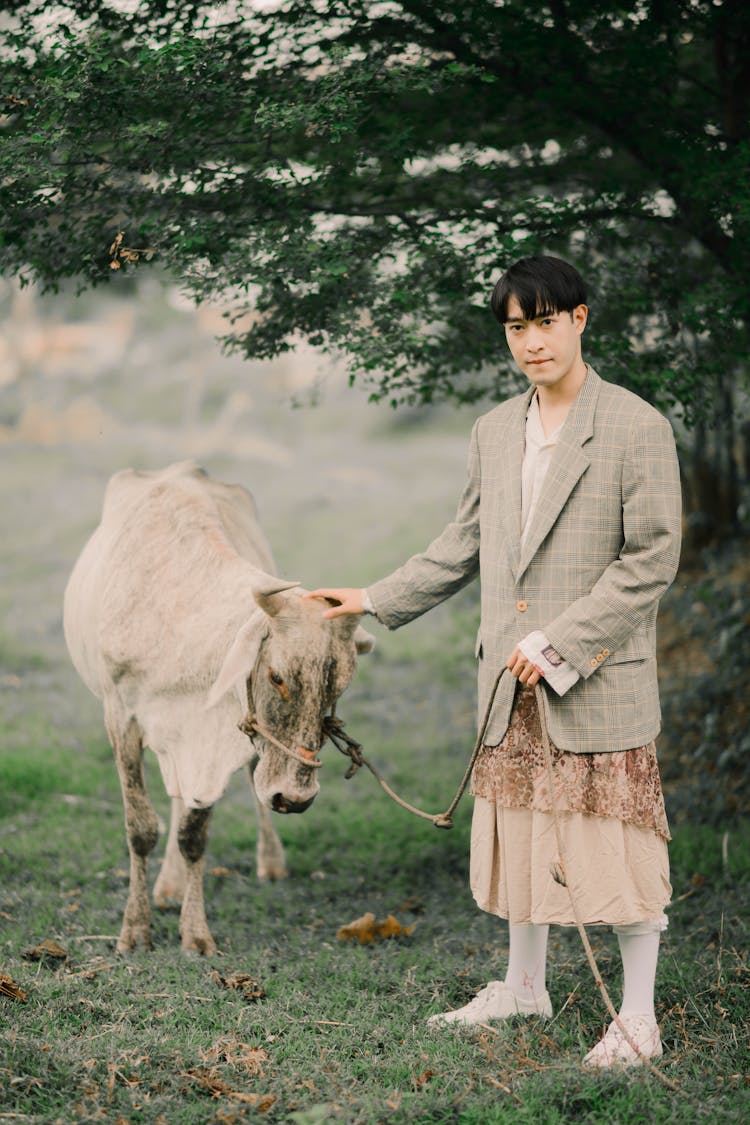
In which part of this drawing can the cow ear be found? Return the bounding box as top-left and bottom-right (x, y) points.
(205, 615), (268, 709)
(353, 625), (376, 654)
(253, 575), (300, 617)
(333, 614), (376, 654)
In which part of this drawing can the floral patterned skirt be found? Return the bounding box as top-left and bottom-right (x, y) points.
(468, 685), (672, 927)
(470, 684), (670, 839)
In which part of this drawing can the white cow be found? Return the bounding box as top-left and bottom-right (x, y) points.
(63, 461), (374, 954)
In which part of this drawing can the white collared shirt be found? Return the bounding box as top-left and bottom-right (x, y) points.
(518, 393), (579, 695)
(520, 392), (564, 543)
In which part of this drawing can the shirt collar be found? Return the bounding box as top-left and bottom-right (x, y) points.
(526, 392), (564, 446)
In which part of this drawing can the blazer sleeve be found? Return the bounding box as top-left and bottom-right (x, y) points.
(544, 412), (682, 677)
(366, 419), (481, 629)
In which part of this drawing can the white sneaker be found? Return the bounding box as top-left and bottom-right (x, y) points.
(583, 1013), (663, 1068)
(427, 980), (553, 1027)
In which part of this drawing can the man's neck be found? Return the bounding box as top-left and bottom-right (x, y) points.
(536, 361), (588, 438)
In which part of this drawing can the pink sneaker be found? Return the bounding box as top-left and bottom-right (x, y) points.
(583, 1014), (663, 1068)
(427, 980), (552, 1027)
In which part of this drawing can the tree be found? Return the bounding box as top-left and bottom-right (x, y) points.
(1, 1), (748, 539)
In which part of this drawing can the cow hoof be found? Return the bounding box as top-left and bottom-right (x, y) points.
(153, 887), (184, 910)
(154, 868), (187, 908)
(257, 862), (288, 882)
(117, 924), (152, 954)
(181, 933), (217, 957)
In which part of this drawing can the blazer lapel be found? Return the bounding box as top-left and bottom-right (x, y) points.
(500, 387), (534, 578)
(515, 367), (601, 581)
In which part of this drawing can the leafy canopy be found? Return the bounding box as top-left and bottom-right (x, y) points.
(1, 1), (748, 415)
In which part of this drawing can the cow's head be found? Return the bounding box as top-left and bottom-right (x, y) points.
(206, 576), (374, 814)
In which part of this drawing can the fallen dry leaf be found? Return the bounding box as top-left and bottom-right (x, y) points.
(411, 1068), (434, 1091)
(23, 939), (68, 964)
(183, 1067), (231, 1098)
(183, 1068), (275, 1111)
(211, 971), (266, 1002)
(397, 896), (425, 914)
(200, 1039), (269, 1075)
(0, 972), (28, 1002)
(209, 866), (235, 878)
(377, 913), (414, 939)
(337, 912), (415, 944)
(229, 1092), (275, 1110)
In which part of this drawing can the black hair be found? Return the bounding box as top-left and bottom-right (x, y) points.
(490, 255), (587, 324)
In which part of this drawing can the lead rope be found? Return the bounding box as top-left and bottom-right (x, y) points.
(535, 688), (679, 1089)
(322, 662), (508, 829)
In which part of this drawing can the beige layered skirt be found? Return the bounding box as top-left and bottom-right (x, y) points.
(469, 686), (672, 927)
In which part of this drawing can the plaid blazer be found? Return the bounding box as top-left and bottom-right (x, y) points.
(368, 367), (682, 753)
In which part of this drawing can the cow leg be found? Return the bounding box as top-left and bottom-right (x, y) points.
(153, 797), (188, 908)
(108, 714), (159, 953)
(248, 760), (288, 880)
(177, 806), (216, 955)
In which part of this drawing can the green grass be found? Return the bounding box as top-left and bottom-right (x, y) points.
(1, 599), (749, 1124)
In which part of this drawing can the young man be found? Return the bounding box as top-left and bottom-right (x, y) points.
(308, 255), (682, 1067)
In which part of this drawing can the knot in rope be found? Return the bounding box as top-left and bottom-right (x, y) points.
(322, 714), (365, 779)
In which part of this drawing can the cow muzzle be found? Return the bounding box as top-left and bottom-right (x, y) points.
(271, 792), (316, 815)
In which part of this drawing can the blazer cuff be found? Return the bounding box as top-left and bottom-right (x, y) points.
(361, 588), (378, 617)
(518, 631), (580, 696)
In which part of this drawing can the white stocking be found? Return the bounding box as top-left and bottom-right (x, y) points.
(505, 923), (549, 1002)
(614, 923), (663, 1019)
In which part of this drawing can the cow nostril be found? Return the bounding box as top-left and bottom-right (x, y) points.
(271, 792), (315, 815)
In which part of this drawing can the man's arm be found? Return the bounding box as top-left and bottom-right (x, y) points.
(307, 419), (482, 624)
(311, 420), (483, 625)
(363, 418), (482, 629)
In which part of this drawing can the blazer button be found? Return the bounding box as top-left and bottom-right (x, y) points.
(595, 653), (604, 662)
(590, 658), (598, 668)
(602, 648), (610, 657)
(516, 600), (528, 612)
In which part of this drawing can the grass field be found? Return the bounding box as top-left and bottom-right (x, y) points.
(1, 589), (748, 1124)
(1, 283), (748, 1122)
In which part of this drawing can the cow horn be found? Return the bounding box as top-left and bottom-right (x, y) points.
(252, 574), (300, 617)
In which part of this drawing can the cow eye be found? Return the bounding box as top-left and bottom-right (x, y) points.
(269, 670), (284, 687)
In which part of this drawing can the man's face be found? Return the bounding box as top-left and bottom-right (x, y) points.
(503, 296), (587, 390)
